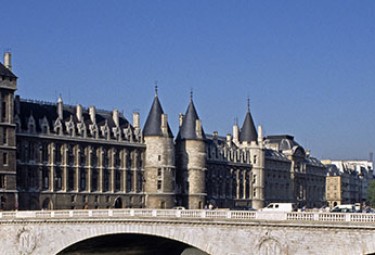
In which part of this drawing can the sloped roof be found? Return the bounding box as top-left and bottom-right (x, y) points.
(17, 98), (131, 133)
(0, 62), (17, 78)
(176, 99), (205, 140)
(143, 94), (173, 137)
(239, 110), (257, 143)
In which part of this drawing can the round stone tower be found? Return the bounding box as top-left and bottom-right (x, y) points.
(143, 88), (176, 209)
(237, 101), (265, 210)
(175, 95), (206, 209)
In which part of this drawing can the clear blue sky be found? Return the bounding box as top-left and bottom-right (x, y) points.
(1, 0), (375, 160)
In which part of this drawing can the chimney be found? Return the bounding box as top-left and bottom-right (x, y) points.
(195, 119), (202, 138)
(179, 113), (184, 127)
(233, 121), (239, 144)
(4, 52), (12, 70)
(133, 112), (140, 129)
(161, 114), (168, 134)
(76, 104), (83, 122)
(257, 125), (263, 147)
(89, 106), (96, 124)
(113, 109), (119, 127)
(57, 96), (63, 119)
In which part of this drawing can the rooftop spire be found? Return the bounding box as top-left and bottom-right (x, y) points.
(176, 93), (205, 140)
(154, 81), (158, 97)
(190, 88), (193, 102)
(239, 99), (257, 143)
(143, 87), (173, 138)
(247, 97), (250, 112)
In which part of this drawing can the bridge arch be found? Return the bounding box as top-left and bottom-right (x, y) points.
(56, 233), (209, 255)
(52, 224), (211, 255)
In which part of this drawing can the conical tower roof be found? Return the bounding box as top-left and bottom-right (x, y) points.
(176, 95), (205, 140)
(239, 100), (257, 143)
(143, 89), (173, 137)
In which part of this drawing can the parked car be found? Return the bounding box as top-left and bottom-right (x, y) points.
(330, 204), (356, 213)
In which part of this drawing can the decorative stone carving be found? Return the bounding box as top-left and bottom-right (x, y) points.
(17, 228), (39, 255)
(259, 238), (283, 255)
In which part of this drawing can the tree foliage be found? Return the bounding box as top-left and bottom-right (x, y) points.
(367, 180), (375, 207)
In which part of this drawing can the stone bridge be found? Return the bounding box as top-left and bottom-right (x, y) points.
(1, 209), (375, 255)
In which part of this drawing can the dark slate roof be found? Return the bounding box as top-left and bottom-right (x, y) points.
(17, 99), (131, 133)
(239, 110), (257, 143)
(0, 62), (17, 78)
(266, 135), (300, 151)
(143, 95), (173, 137)
(176, 100), (205, 140)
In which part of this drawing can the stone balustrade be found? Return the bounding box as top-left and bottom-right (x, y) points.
(1, 208), (375, 223)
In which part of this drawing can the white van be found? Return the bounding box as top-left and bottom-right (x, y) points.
(262, 203), (296, 212)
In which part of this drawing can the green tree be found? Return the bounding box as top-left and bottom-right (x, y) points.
(367, 180), (375, 207)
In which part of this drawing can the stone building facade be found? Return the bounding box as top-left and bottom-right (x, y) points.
(0, 53), (326, 211)
(323, 160), (373, 208)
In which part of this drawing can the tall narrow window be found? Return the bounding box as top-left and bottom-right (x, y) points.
(115, 169), (121, 191)
(2, 128), (6, 144)
(126, 170), (132, 192)
(80, 168), (86, 191)
(92, 169), (98, 191)
(54, 167), (62, 190)
(2, 153), (8, 166)
(0, 175), (5, 188)
(42, 167), (49, 190)
(2, 101), (6, 122)
(68, 167), (75, 191)
(103, 169), (109, 191)
(157, 180), (162, 191)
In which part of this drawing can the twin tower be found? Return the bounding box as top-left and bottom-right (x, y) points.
(143, 89), (206, 209)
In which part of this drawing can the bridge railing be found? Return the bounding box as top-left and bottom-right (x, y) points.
(1, 209), (375, 223)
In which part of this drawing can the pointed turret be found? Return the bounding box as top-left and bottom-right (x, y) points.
(175, 92), (206, 209)
(176, 93), (205, 141)
(143, 86), (176, 209)
(143, 87), (173, 138)
(239, 99), (257, 143)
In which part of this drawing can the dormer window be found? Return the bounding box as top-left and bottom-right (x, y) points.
(40, 117), (50, 134)
(65, 116), (75, 136)
(77, 122), (87, 138)
(54, 119), (63, 135)
(27, 116), (36, 133)
(89, 124), (98, 138)
(100, 123), (110, 140)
